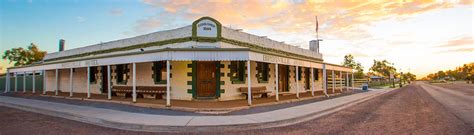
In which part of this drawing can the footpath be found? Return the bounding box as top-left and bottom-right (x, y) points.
(0, 88), (395, 132)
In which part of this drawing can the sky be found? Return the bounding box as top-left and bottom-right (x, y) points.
(0, 0), (473, 79)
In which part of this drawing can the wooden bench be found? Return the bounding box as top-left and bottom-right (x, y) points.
(111, 86), (167, 99)
(238, 86), (271, 99)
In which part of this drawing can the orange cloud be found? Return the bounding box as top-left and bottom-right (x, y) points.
(140, 0), (465, 40)
(437, 36), (474, 47)
(138, 0), (472, 39)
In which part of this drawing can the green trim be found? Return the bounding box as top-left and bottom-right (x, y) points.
(220, 89), (225, 94)
(216, 61), (221, 98)
(155, 80), (167, 84)
(11, 39), (328, 70)
(192, 16), (222, 39)
(187, 89), (192, 94)
(231, 80), (245, 84)
(191, 61), (197, 98)
(220, 38), (324, 62)
(187, 81), (193, 85)
(45, 37), (193, 62)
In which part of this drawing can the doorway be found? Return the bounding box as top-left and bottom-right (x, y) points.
(278, 65), (289, 92)
(196, 61), (218, 98)
(101, 66), (108, 93)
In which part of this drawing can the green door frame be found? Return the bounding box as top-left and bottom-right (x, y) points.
(192, 61), (221, 99)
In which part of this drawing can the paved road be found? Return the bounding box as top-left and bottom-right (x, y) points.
(0, 83), (472, 134)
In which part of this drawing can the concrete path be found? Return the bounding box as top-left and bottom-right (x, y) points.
(420, 82), (474, 128)
(0, 88), (394, 132)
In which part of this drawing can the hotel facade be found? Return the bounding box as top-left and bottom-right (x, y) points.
(4, 17), (353, 106)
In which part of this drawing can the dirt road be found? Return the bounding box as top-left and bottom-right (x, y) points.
(0, 83), (472, 134)
(421, 82), (474, 128)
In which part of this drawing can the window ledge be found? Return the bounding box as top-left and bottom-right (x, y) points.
(231, 80), (245, 84)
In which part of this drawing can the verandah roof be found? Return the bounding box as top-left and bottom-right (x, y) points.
(8, 48), (352, 73)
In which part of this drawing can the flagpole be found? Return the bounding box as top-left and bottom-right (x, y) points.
(316, 16), (319, 40)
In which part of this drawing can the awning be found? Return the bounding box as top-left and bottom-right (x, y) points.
(8, 48), (352, 73)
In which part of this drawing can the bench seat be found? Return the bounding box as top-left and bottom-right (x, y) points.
(111, 85), (167, 99)
(238, 86), (271, 99)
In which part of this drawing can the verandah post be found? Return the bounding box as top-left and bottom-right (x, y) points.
(352, 73), (355, 91)
(339, 71), (343, 92)
(4, 69), (9, 93)
(332, 70), (335, 94)
(132, 63), (137, 103)
(247, 60), (252, 106)
(69, 68), (73, 97)
(322, 64), (328, 97)
(32, 71), (36, 94)
(107, 65), (111, 100)
(346, 72), (349, 91)
(166, 60), (171, 107)
(23, 71), (26, 93)
(275, 63), (279, 102)
(296, 65), (299, 98)
(311, 68), (315, 96)
(87, 67), (91, 98)
(55, 69), (58, 96)
(42, 70), (46, 95)
(14, 72), (17, 92)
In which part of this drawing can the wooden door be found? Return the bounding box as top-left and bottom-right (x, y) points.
(278, 65), (289, 92)
(196, 62), (217, 97)
(101, 66), (108, 93)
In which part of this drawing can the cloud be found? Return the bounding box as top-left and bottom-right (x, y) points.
(437, 36), (474, 47)
(434, 36), (474, 53)
(76, 16), (86, 23)
(109, 8), (123, 16)
(134, 16), (161, 33)
(139, 0), (464, 41)
(437, 47), (474, 53)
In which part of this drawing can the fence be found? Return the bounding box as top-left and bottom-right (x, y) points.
(0, 75), (44, 92)
(353, 79), (369, 88)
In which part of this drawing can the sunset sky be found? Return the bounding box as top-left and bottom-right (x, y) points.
(1, 0), (473, 78)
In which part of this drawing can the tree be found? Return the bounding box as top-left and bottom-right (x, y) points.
(402, 72), (416, 83)
(2, 43), (46, 66)
(369, 60), (396, 78)
(437, 71), (446, 80)
(342, 54), (365, 78)
(423, 63), (474, 82)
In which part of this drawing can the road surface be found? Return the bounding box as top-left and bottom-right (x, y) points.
(0, 82), (472, 134)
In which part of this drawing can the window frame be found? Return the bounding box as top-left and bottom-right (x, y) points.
(153, 61), (167, 84)
(230, 61), (245, 84)
(116, 64), (128, 85)
(257, 62), (269, 83)
(89, 67), (97, 84)
(297, 67), (302, 81)
(313, 68), (319, 81)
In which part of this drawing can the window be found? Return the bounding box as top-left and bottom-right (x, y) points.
(297, 67), (302, 81)
(116, 64), (128, 84)
(89, 67), (97, 83)
(230, 61), (245, 83)
(257, 62), (269, 83)
(313, 68), (319, 81)
(153, 61), (167, 84)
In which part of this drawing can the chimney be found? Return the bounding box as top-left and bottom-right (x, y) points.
(309, 40), (319, 53)
(59, 39), (65, 52)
